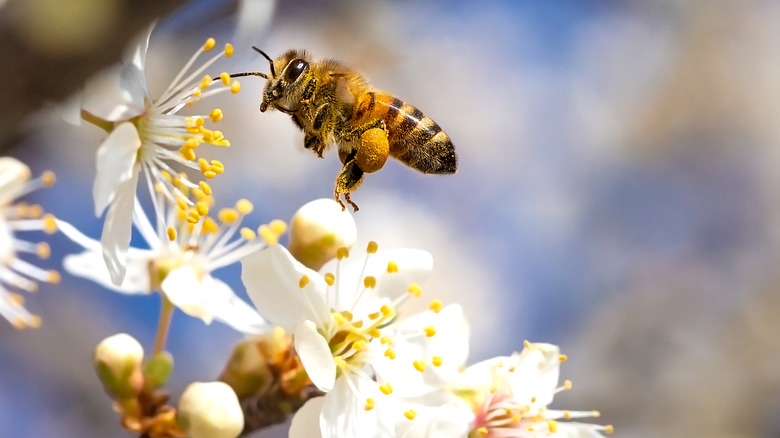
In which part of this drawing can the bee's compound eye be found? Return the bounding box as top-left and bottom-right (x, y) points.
(284, 59), (308, 83)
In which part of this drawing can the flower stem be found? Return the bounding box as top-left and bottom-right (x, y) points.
(153, 294), (175, 355)
(81, 109), (114, 133)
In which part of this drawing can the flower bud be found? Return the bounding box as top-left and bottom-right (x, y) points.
(288, 198), (357, 270)
(93, 333), (144, 400)
(178, 381), (244, 438)
(143, 351), (174, 390)
(219, 338), (272, 399)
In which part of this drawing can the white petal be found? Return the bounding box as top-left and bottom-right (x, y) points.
(373, 305), (469, 396)
(394, 401), (473, 438)
(0, 157), (31, 206)
(81, 28), (151, 121)
(509, 343), (561, 406)
(455, 356), (512, 393)
(351, 249), (433, 306)
(64, 250), (151, 294)
(101, 166), (140, 286)
(289, 396), (325, 438)
(161, 266), (212, 323)
(319, 376), (391, 438)
(205, 276), (270, 334)
(295, 319), (335, 392)
(241, 244), (329, 331)
(555, 422), (608, 438)
(93, 121), (142, 216)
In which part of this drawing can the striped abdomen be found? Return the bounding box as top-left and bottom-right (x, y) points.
(353, 91), (457, 174)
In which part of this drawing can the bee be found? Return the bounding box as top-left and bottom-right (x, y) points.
(230, 47), (457, 211)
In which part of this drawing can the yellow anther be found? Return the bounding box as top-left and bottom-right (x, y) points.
(428, 299), (442, 313)
(363, 276), (376, 289)
(380, 336), (393, 345)
(180, 148), (196, 161)
(183, 138), (200, 150)
(259, 225), (277, 245)
(524, 340), (531, 349)
(167, 227), (177, 241)
(407, 283), (421, 297)
(269, 219), (287, 236)
(224, 43), (234, 57)
(364, 398), (375, 411)
(564, 379), (573, 390)
(334, 356), (347, 368)
(197, 181), (211, 196)
(368, 311), (381, 320)
(380, 304), (394, 317)
(530, 396), (537, 403)
(202, 217), (218, 234)
(211, 159), (225, 171)
(188, 209), (201, 222)
(384, 348), (396, 360)
(236, 199), (253, 214)
(432, 356), (443, 367)
(219, 208), (239, 224)
(605, 425), (614, 434)
(28, 204), (43, 218)
(403, 410), (417, 421)
(29, 315), (42, 328)
(211, 131), (225, 143)
(559, 354), (568, 362)
(220, 72), (231, 85)
(41, 171), (56, 187)
(42, 214), (57, 234)
(548, 420), (558, 433)
(202, 129), (214, 142)
(193, 117), (205, 128)
(512, 413), (520, 422)
(201, 75), (213, 88)
(341, 310), (353, 321)
(230, 80), (241, 93)
(241, 227), (257, 240)
(489, 386), (497, 394)
(423, 325), (436, 337)
(324, 273), (335, 286)
(563, 411), (571, 419)
(352, 320), (364, 328)
(333, 312), (346, 326)
(186, 125), (200, 134)
(11, 317), (25, 329)
(186, 216), (199, 224)
(209, 108), (223, 122)
(192, 89), (202, 97)
(478, 428), (488, 436)
(413, 360), (426, 372)
(387, 260), (398, 273)
(47, 270), (61, 284)
(8, 293), (24, 306)
(203, 37), (216, 51)
(198, 158), (210, 173)
(379, 382), (393, 395)
(369, 329), (381, 337)
(366, 241), (378, 253)
(299, 275), (310, 288)
(36, 242), (50, 259)
(178, 210), (188, 221)
(353, 340), (367, 351)
(336, 247), (349, 260)
(196, 201), (209, 217)
(592, 411), (601, 418)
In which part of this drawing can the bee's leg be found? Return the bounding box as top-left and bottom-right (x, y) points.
(343, 119), (387, 142)
(334, 153), (363, 212)
(303, 133), (325, 158)
(301, 77), (317, 105)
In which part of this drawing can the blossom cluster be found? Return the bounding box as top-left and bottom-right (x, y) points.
(2, 27), (613, 438)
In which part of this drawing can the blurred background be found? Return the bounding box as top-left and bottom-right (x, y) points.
(1, 0), (779, 437)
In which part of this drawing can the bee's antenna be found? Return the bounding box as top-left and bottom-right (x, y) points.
(229, 71), (268, 79)
(228, 46), (276, 80)
(252, 46), (276, 78)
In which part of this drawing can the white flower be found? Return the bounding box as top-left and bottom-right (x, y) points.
(58, 183), (283, 334)
(81, 26), (242, 285)
(454, 342), (613, 438)
(242, 242), (472, 437)
(0, 157), (59, 328)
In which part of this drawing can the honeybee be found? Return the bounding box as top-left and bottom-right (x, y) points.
(231, 47), (457, 211)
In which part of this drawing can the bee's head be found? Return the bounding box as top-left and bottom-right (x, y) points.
(260, 49), (311, 113)
(229, 48), (311, 113)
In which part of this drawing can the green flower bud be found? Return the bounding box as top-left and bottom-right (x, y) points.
(178, 381), (244, 438)
(219, 338), (272, 399)
(143, 351), (174, 390)
(93, 333), (144, 400)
